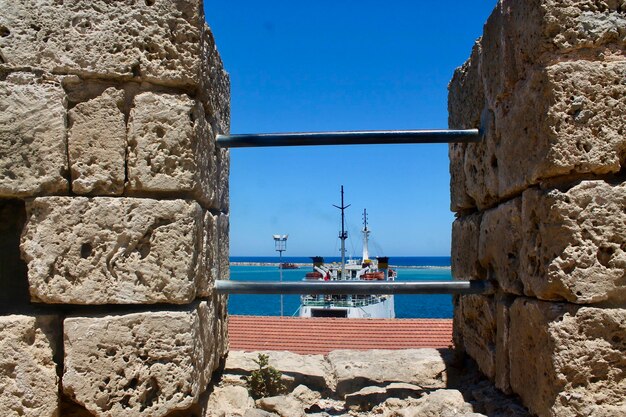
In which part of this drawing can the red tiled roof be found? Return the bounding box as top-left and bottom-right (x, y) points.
(228, 315), (454, 355)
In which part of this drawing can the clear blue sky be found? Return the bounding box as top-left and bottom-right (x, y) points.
(204, 1), (497, 257)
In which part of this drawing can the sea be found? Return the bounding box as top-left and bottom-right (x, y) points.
(228, 256), (453, 319)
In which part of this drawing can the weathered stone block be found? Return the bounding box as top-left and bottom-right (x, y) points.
(327, 349), (453, 397)
(0, 315), (59, 417)
(21, 197), (203, 305)
(217, 147), (230, 213)
(509, 298), (626, 417)
(199, 25), (231, 136)
(479, 197), (524, 295)
(451, 213), (484, 280)
(218, 213), (230, 280)
(495, 60), (626, 200)
(127, 92), (218, 208)
(198, 211), (218, 297)
(482, 0), (626, 105)
(453, 295), (496, 379)
(63, 302), (215, 417)
(0, 0), (207, 88)
(68, 87), (126, 195)
(226, 350), (332, 394)
(0, 72), (68, 197)
(495, 294), (513, 394)
(521, 180), (626, 304)
(448, 41), (490, 212)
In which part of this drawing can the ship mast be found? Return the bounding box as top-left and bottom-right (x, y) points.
(362, 209), (370, 261)
(333, 186), (350, 279)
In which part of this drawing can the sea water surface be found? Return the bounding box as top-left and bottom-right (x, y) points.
(228, 256), (453, 318)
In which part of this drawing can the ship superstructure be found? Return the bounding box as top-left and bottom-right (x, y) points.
(299, 187), (396, 318)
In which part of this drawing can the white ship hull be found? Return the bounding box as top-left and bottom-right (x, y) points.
(300, 295), (395, 319)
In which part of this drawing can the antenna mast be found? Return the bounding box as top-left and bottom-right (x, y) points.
(333, 185), (350, 279)
(362, 209), (370, 261)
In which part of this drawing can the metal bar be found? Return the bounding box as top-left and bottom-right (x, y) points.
(216, 129), (481, 148)
(215, 280), (493, 295)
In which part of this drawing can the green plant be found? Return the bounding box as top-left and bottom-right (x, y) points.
(245, 353), (286, 399)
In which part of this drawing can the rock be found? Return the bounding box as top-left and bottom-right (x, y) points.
(373, 389), (474, 417)
(345, 383), (423, 411)
(478, 198), (524, 295)
(290, 384), (321, 408)
(449, 3), (626, 211)
(0, 72), (68, 197)
(467, 379), (531, 417)
(521, 180), (626, 304)
(509, 298), (626, 417)
(21, 196), (204, 304)
(494, 295), (514, 394)
(481, 0), (626, 105)
(256, 395), (306, 417)
(494, 61), (626, 200)
(225, 350), (332, 393)
(451, 213), (484, 280)
(218, 213), (230, 279)
(217, 147), (230, 213)
(198, 26), (231, 135)
(199, 211), (218, 297)
(0, 0), (215, 88)
(63, 302), (217, 417)
(453, 295), (496, 379)
(68, 87), (126, 195)
(327, 349), (451, 397)
(448, 41), (483, 212)
(243, 410), (279, 417)
(126, 92), (218, 208)
(204, 385), (255, 417)
(0, 315), (59, 417)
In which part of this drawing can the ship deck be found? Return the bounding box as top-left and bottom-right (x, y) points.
(228, 315), (454, 355)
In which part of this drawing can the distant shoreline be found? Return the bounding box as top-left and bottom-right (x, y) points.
(230, 262), (451, 270)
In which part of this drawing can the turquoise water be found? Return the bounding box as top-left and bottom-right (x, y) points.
(228, 263), (453, 318)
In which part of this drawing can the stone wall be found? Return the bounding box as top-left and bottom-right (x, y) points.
(449, 1), (626, 416)
(0, 1), (229, 416)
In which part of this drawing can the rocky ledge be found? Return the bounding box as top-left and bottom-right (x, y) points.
(206, 349), (532, 417)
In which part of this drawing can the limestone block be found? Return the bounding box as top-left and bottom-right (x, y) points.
(453, 295), (496, 379)
(256, 396), (306, 417)
(0, 0), (207, 88)
(217, 147), (230, 213)
(63, 302), (216, 417)
(218, 213), (230, 280)
(127, 92), (218, 208)
(451, 213), (484, 280)
(521, 181), (626, 304)
(0, 72), (68, 197)
(478, 197), (524, 295)
(495, 60), (626, 200)
(0, 315), (59, 417)
(509, 298), (626, 417)
(226, 350), (332, 394)
(198, 211), (218, 297)
(482, 0), (626, 104)
(448, 42), (482, 212)
(327, 349), (452, 397)
(68, 87), (126, 195)
(495, 294), (513, 394)
(21, 196), (203, 304)
(199, 25), (231, 136)
(204, 385), (255, 417)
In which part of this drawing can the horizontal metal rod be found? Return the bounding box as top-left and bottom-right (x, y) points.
(216, 129), (481, 148)
(215, 280), (493, 295)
